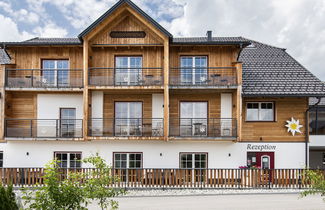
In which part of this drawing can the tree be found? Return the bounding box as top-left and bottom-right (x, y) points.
(301, 169), (325, 201)
(0, 184), (19, 210)
(22, 160), (87, 210)
(83, 154), (126, 210)
(22, 155), (125, 210)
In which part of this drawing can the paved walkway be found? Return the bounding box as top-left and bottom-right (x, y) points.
(95, 193), (324, 210)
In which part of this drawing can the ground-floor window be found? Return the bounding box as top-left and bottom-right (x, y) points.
(247, 152), (274, 169)
(113, 152), (142, 182)
(0, 151), (3, 167)
(180, 153), (208, 169)
(54, 152), (82, 168)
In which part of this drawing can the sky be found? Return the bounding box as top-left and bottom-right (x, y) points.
(0, 0), (324, 80)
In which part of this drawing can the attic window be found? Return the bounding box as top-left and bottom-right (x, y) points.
(110, 31), (146, 38)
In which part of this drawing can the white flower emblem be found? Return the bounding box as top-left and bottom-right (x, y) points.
(285, 117), (303, 136)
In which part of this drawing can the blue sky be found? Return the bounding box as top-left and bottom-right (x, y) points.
(0, 0), (325, 80)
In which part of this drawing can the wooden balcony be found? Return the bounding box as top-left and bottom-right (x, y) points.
(169, 118), (237, 140)
(88, 68), (163, 88)
(88, 118), (164, 140)
(169, 67), (237, 88)
(4, 119), (83, 140)
(5, 68), (83, 90)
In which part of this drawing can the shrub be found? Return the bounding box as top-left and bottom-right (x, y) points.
(301, 169), (325, 201)
(0, 184), (19, 210)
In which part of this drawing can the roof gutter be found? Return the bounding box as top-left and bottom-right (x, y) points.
(305, 97), (322, 167)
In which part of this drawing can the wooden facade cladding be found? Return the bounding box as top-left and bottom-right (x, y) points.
(241, 97), (308, 142)
(5, 92), (36, 119)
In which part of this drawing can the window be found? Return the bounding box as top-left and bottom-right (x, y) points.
(0, 152), (3, 168)
(180, 102), (207, 136)
(180, 153), (207, 169)
(309, 107), (325, 135)
(60, 108), (76, 137)
(323, 153), (325, 165)
(180, 56), (207, 85)
(115, 57), (142, 85)
(114, 153), (142, 169)
(246, 102), (274, 121)
(115, 102), (142, 136)
(54, 152), (81, 168)
(42, 60), (69, 87)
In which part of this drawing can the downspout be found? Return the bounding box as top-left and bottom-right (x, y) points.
(305, 97), (322, 167)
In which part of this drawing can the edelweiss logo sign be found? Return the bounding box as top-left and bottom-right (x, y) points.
(285, 117), (303, 136)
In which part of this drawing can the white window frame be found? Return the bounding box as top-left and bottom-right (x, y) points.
(180, 56), (208, 85)
(115, 102), (143, 136)
(42, 60), (70, 86)
(115, 56), (142, 85)
(261, 155), (271, 169)
(180, 153), (208, 169)
(54, 152), (82, 168)
(180, 102), (208, 136)
(246, 102), (274, 121)
(113, 152), (142, 169)
(0, 151), (3, 168)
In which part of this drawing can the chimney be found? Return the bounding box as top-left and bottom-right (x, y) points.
(206, 30), (212, 41)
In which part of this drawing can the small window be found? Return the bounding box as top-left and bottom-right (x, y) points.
(180, 153), (207, 169)
(246, 102), (274, 121)
(54, 152), (82, 168)
(0, 152), (3, 168)
(114, 153), (142, 169)
(323, 153), (325, 165)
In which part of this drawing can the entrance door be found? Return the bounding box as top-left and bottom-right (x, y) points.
(247, 152), (274, 169)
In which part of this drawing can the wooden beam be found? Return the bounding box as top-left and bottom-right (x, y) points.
(234, 62), (242, 142)
(0, 65), (5, 140)
(83, 40), (89, 140)
(163, 40), (169, 141)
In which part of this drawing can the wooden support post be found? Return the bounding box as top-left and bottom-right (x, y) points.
(0, 65), (5, 141)
(163, 40), (169, 140)
(234, 62), (242, 141)
(83, 39), (89, 140)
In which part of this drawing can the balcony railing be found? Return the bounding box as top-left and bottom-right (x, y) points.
(5, 69), (83, 88)
(89, 68), (163, 86)
(88, 118), (164, 137)
(5, 119), (83, 138)
(169, 118), (237, 138)
(169, 67), (237, 87)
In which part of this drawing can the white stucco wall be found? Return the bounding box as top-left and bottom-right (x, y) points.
(36, 94), (83, 137)
(309, 135), (325, 147)
(0, 141), (306, 168)
(91, 91), (104, 135)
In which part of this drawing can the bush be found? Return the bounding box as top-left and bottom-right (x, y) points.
(0, 184), (19, 210)
(301, 170), (325, 201)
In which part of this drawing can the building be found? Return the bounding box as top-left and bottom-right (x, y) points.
(0, 0), (324, 170)
(309, 97), (325, 169)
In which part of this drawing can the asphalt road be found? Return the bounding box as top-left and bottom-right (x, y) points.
(95, 193), (325, 210)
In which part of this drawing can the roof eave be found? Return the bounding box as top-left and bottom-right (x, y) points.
(171, 41), (251, 46)
(0, 42), (82, 46)
(242, 93), (325, 97)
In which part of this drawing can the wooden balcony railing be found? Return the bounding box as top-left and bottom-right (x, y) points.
(5, 119), (83, 139)
(5, 69), (83, 88)
(1, 168), (323, 189)
(169, 118), (237, 138)
(169, 67), (237, 87)
(88, 68), (163, 86)
(88, 118), (164, 137)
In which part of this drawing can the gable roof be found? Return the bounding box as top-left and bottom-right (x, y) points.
(0, 49), (10, 64)
(78, 0), (172, 40)
(239, 39), (325, 97)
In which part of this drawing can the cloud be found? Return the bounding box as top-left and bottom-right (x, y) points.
(0, 0), (39, 24)
(32, 22), (68, 38)
(0, 14), (33, 41)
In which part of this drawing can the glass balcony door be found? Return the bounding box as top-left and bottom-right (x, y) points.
(180, 56), (207, 85)
(180, 102), (207, 136)
(115, 102), (142, 136)
(115, 57), (142, 85)
(42, 60), (69, 87)
(60, 108), (76, 137)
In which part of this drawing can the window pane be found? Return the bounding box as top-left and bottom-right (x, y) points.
(247, 103), (259, 121)
(260, 103), (274, 121)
